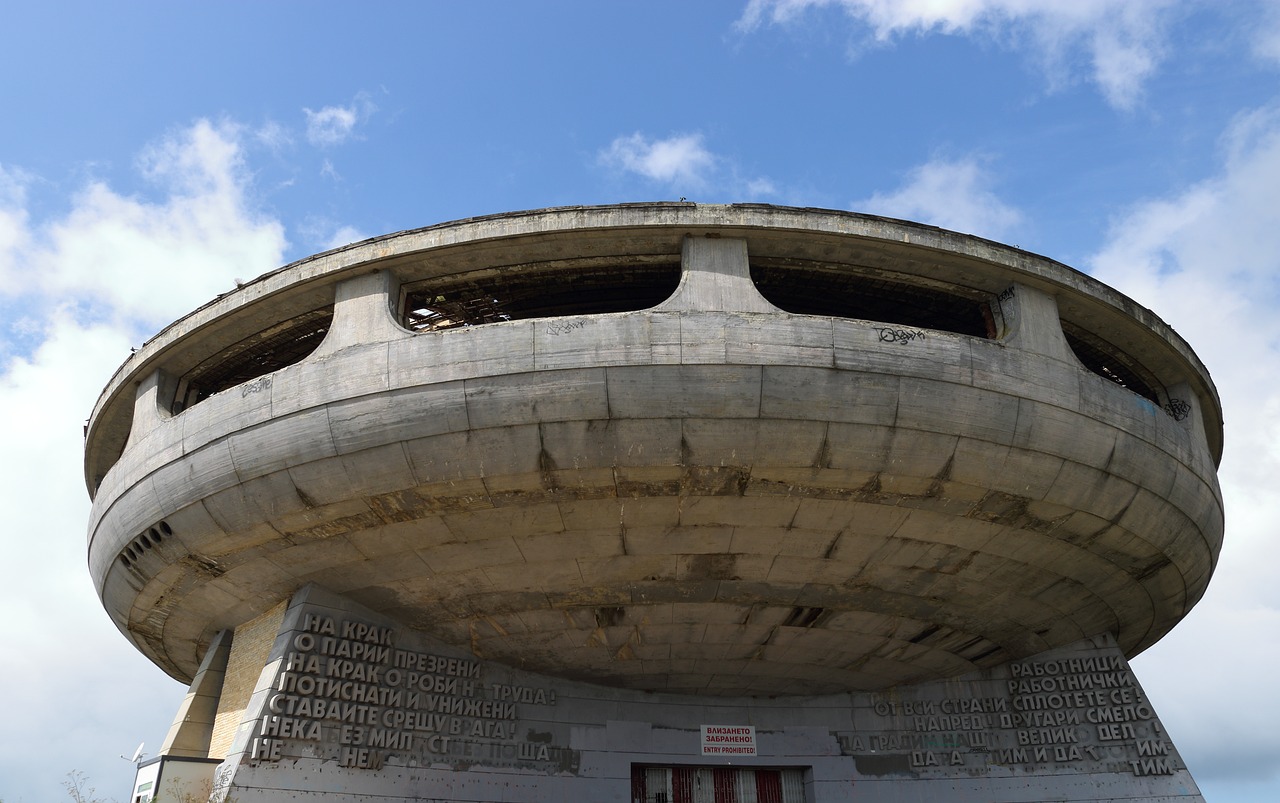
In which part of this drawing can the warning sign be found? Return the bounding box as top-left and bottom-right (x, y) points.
(701, 724), (757, 756)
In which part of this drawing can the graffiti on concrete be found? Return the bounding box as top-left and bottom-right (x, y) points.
(878, 328), (927, 344)
(1164, 399), (1191, 421)
(544, 320), (587, 336)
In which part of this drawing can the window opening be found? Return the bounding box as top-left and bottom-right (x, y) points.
(750, 264), (992, 338)
(173, 308), (333, 412)
(402, 264), (680, 332)
(1062, 327), (1160, 404)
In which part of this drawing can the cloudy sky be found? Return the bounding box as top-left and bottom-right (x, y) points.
(2, 2), (1278, 801)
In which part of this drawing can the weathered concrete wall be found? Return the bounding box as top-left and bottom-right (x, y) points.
(208, 586), (1201, 803)
(84, 205), (1223, 486)
(85, 227), (1223, 696)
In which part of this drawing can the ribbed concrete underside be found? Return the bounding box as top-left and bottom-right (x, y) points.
(91, 320), (1221, 693)
(86, 207), (1223, 695)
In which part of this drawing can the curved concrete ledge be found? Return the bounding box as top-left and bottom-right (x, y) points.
(85, 206), (1223, 695)
(86, 204), (1222, 494)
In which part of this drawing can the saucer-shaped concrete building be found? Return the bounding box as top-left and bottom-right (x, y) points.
(89, 204), (1222, 802)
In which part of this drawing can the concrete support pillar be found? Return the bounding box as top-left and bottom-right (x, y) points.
(313, 270), (407, 357)
(995, 282), (1074, 361)
(124, 368), (177, 449)
(160, 629), (231, 759)
(657, 236), (777, 313)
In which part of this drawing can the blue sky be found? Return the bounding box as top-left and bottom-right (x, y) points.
(3, 2), (1279, 801)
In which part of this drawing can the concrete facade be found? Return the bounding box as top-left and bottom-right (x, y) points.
(200, 584), (1199, 802)
(88, 204), (1222, 801)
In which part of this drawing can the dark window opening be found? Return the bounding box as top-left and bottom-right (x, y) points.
(750, 264), (993, 338)
(402, 264), (681, 332)
(1062, 327), (1161, 404)
(173, 309), (333, 412)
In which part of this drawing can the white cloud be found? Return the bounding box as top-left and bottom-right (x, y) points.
(600, 132), (717, 187)
(138, 118), (242, 197)
(8, 121), (287, 329)
(0, 121), (288, 800)
(305, 105), (358, 146)
(746, 176), (779, 197)
(0, 165), (33, 288)
(324, 224), (366, 250)
(296, 215), (365, 254)
(854, 156), (1022, 240)
(0, 316), (186, 795)
(736, 0), (1177, 110)
(1252, 1), (1280, 63)
(303, 94), (377, 148)
(255, 119), (294, 152)
(1091, 103), (1280, 784)
(598, 132), (780, 200)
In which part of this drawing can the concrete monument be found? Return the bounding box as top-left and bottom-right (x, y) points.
(87, 204), (1222, 802)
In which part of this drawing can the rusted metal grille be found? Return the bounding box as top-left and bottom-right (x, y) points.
(1063, 327), (1161, 404)
(402, 264), (681, 331)
(750, 264), (993, 338)
(174, 308), (333, 411)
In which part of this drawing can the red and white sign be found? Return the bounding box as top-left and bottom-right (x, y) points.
(701, 724), (757, 755)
